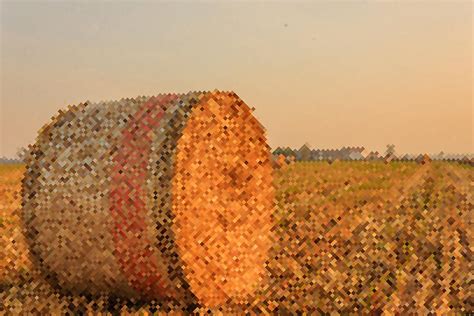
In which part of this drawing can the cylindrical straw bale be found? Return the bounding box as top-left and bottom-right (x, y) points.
(21, 91), (274, 307)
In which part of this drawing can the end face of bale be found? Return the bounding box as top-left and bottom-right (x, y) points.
(172, 91), (275, 307)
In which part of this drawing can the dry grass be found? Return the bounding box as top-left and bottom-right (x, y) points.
(1, 161), (472, 314)
(264, 161), (471, 314)
(0, 164), (31, 286)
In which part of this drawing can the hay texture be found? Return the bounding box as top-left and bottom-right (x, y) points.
(21, 91), (274, 307)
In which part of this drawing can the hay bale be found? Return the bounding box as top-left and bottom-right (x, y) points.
(21, 91), (274, 307)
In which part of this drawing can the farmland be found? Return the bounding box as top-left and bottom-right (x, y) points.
(1, 161), (472, 314)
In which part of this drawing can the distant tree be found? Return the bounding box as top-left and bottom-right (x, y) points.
(272, 147), (285, 156)
(298, 143), (312, 161)
(282, 147), (296, 158)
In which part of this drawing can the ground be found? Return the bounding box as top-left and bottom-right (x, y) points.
(0, 161), (472, 314)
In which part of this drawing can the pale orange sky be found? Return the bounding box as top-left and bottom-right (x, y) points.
(1, 1), (472, 158)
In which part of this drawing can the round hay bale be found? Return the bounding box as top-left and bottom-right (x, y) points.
(21, 91), (274, 307)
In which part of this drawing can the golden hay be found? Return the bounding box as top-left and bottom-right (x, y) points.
(21, 91), (274, 308)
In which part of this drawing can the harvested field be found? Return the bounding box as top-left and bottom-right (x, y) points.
(1, 161), (472, 314)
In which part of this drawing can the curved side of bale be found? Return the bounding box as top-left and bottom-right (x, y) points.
(22, 97), (155, 298)
(172, 91), (275, 306)
(21, 105), (89, 292)
(141, 93), (202, 300)
(108, 93), (195, 301)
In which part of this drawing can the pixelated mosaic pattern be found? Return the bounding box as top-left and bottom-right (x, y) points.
(1, 91), (472, 314)
(18, 91), (274, 308)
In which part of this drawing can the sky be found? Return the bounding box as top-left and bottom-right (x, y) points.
(1, 1), (472, 158)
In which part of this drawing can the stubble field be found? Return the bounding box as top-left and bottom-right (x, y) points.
(0, 161), (472, 314)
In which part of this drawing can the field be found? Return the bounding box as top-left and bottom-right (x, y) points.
(1, 161), (472, 314)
